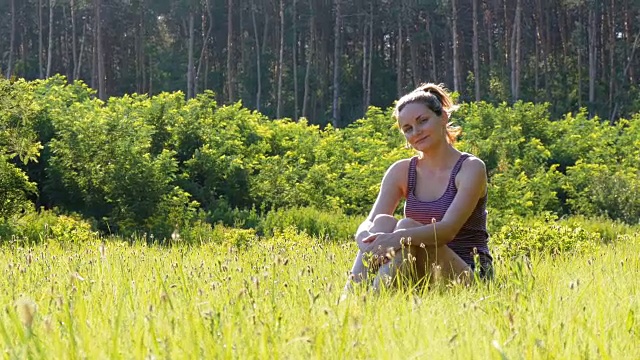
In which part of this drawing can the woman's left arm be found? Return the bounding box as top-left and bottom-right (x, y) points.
(400, 157), (488, 247)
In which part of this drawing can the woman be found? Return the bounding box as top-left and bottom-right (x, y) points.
(348, 83), (493, 290)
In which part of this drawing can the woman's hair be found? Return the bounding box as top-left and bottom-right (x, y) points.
(393, 83), (462, 144)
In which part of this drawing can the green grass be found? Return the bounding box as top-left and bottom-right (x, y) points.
(1, 229), (639, 359)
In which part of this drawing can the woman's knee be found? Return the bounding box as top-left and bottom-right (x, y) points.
(369, 214), (397, 233)
(394, 217), (422, 231)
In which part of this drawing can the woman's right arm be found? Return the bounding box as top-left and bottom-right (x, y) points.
(354, 160), (407, 248)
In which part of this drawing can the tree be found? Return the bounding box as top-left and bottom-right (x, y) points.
(250, 0), (262, 111)
(472, 0), (480, 101)
(451, 0), (461, 93)
(6, 0), (16, 79)
(510, 0), (521, 101)
(94, 0), (105, 100)
(227, 0), (235, 102)
(302, 0), (314, 119)
(332, 0), (341, 127)
(276, 0), (284, 119)
(588, 1), (597, 116)
(292, 0), (299, 121)
(46, 0), (55, 79)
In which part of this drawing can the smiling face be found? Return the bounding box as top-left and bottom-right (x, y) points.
(397, 102), (448, 152)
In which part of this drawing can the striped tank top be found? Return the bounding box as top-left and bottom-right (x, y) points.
(404, 153), (492, 269)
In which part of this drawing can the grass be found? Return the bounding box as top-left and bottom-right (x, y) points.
(0, 228), (639, 359)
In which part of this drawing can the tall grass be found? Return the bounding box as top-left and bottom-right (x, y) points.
(0, 229), (638, 359)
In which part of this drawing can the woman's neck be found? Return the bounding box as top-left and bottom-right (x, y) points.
(418, 144), (460, 172)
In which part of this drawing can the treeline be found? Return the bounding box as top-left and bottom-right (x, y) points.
(1, 77), (639, 241)
(1, 0), (639, 126)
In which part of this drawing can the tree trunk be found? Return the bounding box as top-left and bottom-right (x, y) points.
(396, 2), (403, 97)
(227, 0), (235, 102)
(76, 21), (86, 81)
(510, 0), (521, 101)
(195, 0), (214, 96)
(20, 6), (28, 78)
(361, 12), (368, 115)
(332, 0), (341, 127)
(6, 0), (16, 79)
(599, 6), (606, 84)
(425, 13), (437, 81)
(251, 0), (262, 111)
(302, 3), (314, 119)
(71, 0), (78, 81)
(624, 0), (634, 83)
(608, 0), (615, 118)
(451, 0), (460, 93)
(276, 0), (284, 119)
(292, 0), (299, 121)
(588, 2), (597, 115)
(39, 0), (44, 78)
(46, 0), (55, 78)
(577, 15), (582, 109)
(62, 5), (71, 79)
(472, 0), (480, 101)
(483, 0), (493, 72)
(187, 12), (195, 99)
(409, 25), (419, 88)
(366, 2), (373, 112)
(95, 0), (105, 100)
(534, 0), (542, 100)
(135, 0), (145, 93)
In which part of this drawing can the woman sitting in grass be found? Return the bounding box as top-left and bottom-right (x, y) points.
(348, 83), (493, 291)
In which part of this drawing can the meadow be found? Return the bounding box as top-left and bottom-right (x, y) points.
(2, 77), (640, 359)
(1, 226), (638, 359)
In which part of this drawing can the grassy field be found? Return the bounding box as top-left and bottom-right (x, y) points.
(1, 229), (639, 359)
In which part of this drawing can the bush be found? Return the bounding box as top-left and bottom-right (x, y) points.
(259, 206), (364, 241)
(0, 209), (97, 243)
(491, 216), (601, 259)
(557, 215), (640, 243)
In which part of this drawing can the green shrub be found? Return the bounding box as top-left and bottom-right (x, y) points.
(259, 206), (364, 241)
(564, 162), (640, 224)
(491, 216), (601, 259)
(0, 209), (97, 243)
(557, 215), (640, 243)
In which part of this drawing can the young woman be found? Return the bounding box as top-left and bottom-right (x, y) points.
(348, 83), (493, 290)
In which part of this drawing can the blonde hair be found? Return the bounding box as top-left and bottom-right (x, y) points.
(393, 83), (461, 144)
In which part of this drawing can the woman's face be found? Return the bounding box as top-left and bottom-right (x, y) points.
(397, 102), (447, 152)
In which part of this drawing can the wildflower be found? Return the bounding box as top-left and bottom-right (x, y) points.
(171, 228), (181, 242)
(385, 247), (396, 260)
(70, 272), (85, 282)
(99, 242), (107, 260)
(431, 263), (442, 283)
(15, 298), (37, 329)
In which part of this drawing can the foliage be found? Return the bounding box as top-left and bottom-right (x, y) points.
(0, 79), (42, 217)
(490, 215), (601, 259)
(0, 209), (96, 243)
(1, 78), (640, 241)
(259, 207), (364, 241)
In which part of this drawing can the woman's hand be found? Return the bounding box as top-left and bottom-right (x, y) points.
(362, 232), (404, 265)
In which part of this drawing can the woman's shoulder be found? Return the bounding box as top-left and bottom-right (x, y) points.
(460, 152), (487, 172)
(386, 157), (415, 175)
(381, 157), (414, 185)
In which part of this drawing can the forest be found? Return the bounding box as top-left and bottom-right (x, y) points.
(1, 0), (639, 126)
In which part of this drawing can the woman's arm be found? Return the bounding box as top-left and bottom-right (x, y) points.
(354, 160), (408, 249)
